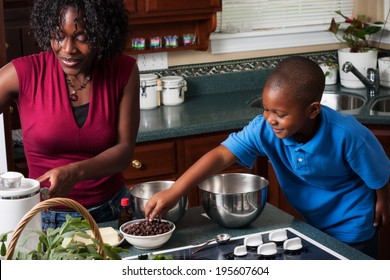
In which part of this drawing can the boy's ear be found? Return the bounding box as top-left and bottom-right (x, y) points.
(308, 102), (321, 119)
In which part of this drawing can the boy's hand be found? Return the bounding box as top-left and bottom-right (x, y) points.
(374, 184), (389, 227)
(145, 189), (180, 221)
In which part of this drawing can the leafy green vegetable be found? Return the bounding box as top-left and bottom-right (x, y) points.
(0, 232), (9, 256)
(138, 253), (174, 260)
(2, 215), (129, 260)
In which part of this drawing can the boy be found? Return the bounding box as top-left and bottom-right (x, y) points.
(145, 56), (389, 258)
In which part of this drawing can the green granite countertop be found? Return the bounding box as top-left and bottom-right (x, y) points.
(12, 70), (390, 160)
(137, 70), (390, 143)
(101, 203), (372, 260)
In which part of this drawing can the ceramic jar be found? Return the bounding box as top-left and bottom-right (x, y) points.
(378, 57), (390, 88)
(139, 74), (161, 110)
(160, 76), (187, 106)
(319, 63), (338, 85)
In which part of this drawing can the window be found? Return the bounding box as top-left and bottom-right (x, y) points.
(217, 0), (353, 33)
(210, 0), (355, 54)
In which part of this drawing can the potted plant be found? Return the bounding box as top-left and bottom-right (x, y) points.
(319, 59), (338, 85)
(328, 11), (382, 88)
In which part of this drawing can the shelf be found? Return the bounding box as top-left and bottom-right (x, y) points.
(124, 0), (221, 55)
(125, 44), (207, 55)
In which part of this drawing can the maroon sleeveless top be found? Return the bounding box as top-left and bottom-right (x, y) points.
(12, 51), (136, 207)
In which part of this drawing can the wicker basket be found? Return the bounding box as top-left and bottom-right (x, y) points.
(5, 197), (104, 260)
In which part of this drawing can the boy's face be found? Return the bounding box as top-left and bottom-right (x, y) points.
(262, 85), (320, 142)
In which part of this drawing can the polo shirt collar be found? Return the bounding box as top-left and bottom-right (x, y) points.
(282, 110), (327, 153)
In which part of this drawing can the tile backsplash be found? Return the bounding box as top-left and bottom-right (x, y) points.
(139, 49), (390, 97)
(140, 50), (339, 78)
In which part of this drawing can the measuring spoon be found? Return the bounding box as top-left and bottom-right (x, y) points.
(191, 233), (231, 254)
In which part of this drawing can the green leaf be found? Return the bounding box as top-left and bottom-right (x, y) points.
(1, 242), (6, 256)
(0, 232), (9, 243)
(366, 25), (382, 35)
(10, 216), (128, 260)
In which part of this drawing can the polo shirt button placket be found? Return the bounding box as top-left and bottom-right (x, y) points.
(295, 150), (306, 171)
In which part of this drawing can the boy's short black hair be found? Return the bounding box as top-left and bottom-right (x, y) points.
(266, 56), (325, 107)
(30, 0), (129, 60)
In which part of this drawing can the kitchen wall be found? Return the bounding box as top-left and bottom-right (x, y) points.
(0, 114), (7, 173)
(166, 0), (387, 67)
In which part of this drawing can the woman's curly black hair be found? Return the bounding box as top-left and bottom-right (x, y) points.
(30, 0), (129, 60)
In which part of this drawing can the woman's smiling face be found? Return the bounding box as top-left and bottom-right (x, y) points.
(262, 85), (320, 143)
(50, 7), (96, 76)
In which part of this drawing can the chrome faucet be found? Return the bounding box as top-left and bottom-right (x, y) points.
(342, 61), (380, 98)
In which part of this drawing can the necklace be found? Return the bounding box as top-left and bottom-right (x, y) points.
(66, 75), (91, 102)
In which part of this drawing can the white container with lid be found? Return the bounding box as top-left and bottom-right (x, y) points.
(160, 76), (187, 106)
(139, 74), (161, 110)
(0, 175), (42, 250)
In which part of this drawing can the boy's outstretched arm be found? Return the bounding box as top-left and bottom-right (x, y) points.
(145, 145), (237, 221)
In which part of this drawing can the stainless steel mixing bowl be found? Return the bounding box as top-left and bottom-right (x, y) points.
(129, 181), (188, 224)
(198, 173), (268, 228)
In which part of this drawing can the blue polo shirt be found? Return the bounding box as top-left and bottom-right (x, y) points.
(222, 106), (390, 243)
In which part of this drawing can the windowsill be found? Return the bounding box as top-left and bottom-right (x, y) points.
(210, 29), (390, 54)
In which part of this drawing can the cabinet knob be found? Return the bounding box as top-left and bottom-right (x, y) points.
(132, 159), (142, 169)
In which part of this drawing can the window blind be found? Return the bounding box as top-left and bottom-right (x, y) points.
(216, 0), (354, 33)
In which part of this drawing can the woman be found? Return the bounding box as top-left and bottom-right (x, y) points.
(0, 0), (140, 229)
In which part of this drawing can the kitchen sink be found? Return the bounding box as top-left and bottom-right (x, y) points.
(320, 91), (365, 111)
(248, 91), (366, 112)
(370, 97), (390, 114)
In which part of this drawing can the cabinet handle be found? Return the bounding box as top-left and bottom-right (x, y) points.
(132, 159), (142, 169)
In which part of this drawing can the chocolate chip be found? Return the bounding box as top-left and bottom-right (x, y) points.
(123, 220), (173, 236)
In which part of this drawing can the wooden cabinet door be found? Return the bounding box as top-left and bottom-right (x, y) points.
(122, 141), (178, 184)
(145, 0), (221, 13)
(184, 131), (256, 206)
(184, 132), (254, 174)
(126, 0), (221, 17)
(366, 124), (390, 156)
(123, 0), (137, 14)
(3, 0), (33, 9)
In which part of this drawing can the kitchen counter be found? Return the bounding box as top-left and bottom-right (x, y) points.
(12, 71), (390, 159)
(102, 203), (372, 260)
(136, 75), (390, 143)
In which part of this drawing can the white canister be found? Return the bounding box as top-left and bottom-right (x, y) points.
(140, 74), (160, 110)
(0, 177), (42, 251)
(319, 63), (338, 85)
(378, 57), (390, 88)
(161, 76), (187, 106)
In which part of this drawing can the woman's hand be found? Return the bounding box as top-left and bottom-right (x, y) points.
(37, 165), (79, 199)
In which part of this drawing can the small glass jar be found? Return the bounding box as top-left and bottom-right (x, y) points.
(183, 33), (197, 46)
(149, 36), (162, 49)
(164, 35), (178, 48)
(131, 38), (145, 50)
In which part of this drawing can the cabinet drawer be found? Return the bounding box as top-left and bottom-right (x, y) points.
(123, 141), (177, 181)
